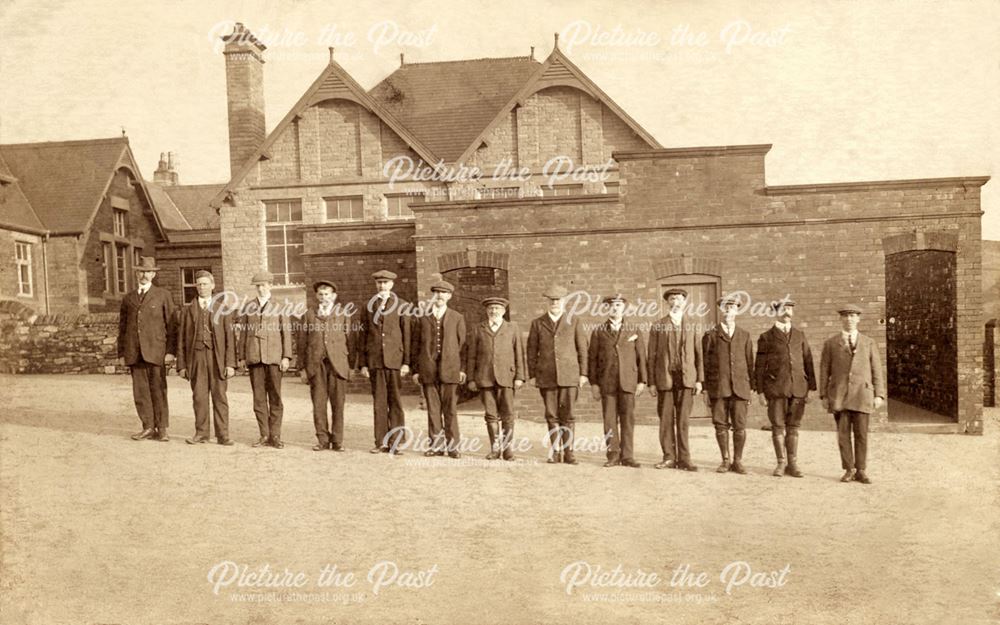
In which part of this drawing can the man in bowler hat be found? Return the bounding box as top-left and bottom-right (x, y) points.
(819, 304), (885, 484)
(118, 256), (176, 442)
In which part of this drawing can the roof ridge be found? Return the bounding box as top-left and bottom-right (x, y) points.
(161, 182), (227, 190)
(393, 55), (536, 67)
(0, 137), (127, 149)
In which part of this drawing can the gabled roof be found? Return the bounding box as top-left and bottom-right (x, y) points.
(453, 45), (662, 164)
(0, 151), (45, 233)
(211, 58), (441, 208)
(162, 183), (225, 229)
(144, 181), (192, 230)
(368, 56), (542, 163)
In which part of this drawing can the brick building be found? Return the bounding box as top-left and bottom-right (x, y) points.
(208, 24), (988, 432)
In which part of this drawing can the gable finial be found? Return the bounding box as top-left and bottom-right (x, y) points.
(530, 45), (535, 60)
(328, 47), (335, 64)
(553, 32), (559, 50)
(400, 52), (405, 67)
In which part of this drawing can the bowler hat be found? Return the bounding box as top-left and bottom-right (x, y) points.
(250, 271), (273, 285)
(135, 256), (159, 272)
(837, 303), (863, 315)
(313, 279), (337, 292)
(372, 270), (398, 281)
(482, 296), (509, 308)
(663, 288), (687, 299)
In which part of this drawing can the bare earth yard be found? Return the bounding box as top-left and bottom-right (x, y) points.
(1, 374), (998, 625)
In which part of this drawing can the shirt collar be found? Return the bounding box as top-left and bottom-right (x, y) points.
(138, 283), (150, 294)
(774, 320), (791, 332)
(721, 322), (735, 335)
(489, 318), (503, 330)
(432, 304), (447, 319)
(842, 329), (858, 342)
(609, 318), (623, 331)
(668, 310), (684, 326)
(547, 311), (562, 324)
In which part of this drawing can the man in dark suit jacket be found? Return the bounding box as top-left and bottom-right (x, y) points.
(238, 270), (293, 448)
(357, 269), (412, 454)
(118, 256), (176, 442)
(588, 295), (646, 468)
(299, 279), (356, 452)
(176, 271), (236, 446)
(412, 280), (467, 458)
(526, 285), (589, 464)
(819, 304), (885, 484)
(466, 297), (525, 461)
(754, 299), (816, 478)
(647, 288), (703, 471)
(702, 294), (755, 474)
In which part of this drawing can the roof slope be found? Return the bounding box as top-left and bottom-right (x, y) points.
(160, 183), (224, 229)
(0, 151), (45, 232)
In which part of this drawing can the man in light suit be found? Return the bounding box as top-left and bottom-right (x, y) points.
(819, 304), (885, 484)
(702, 294), (755, 474)
(238, 271), (293, 448)
(755, 299), (816, 478)
(176, 271), (236, 446)
(357, 269), (411, 454)
(118, 256), (176, 442)
(466, 297), (525, 461)
(412, 280), (467, 458)
(647, 288), (703, 471)
(588, 295), (646, 468)
(526, 285), (589, 465)
(299, 279), (356, 452)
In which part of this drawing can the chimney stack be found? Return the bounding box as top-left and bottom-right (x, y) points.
(221, 22), (267, 179)
(153, 151), (179, 185)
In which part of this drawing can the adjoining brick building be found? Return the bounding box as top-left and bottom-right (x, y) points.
(210, 24), (988, 432)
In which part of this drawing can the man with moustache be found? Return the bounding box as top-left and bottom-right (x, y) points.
(411, 280), (467, 458)
(238, 271), (293, 448)
(299, 279), (356, 452)
(118, 256), (176, 442)
(176, 270), (236, 446)
(466, 297), (526, 461)
(526, 285), (589, 465)
(702, 294), (755, 474)
(647, 288), (703, 471)
(357, 269), (411, 455)
(754, 299), (817, 478)
(588, 294), (647, 468)
(819, 304), (885, 484)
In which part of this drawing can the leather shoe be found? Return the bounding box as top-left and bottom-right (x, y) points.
(621, 459), (641, 468)
(854, 471), (872, 484)
(369, 447), (385, 454)
(729, 462), (748, 475)
(654, 460), (675, 470)
(423, 450), (438, 457)
(562, 454), (579, 465)
(156, 429), (170, 442)
(785, 464), (804, 478)
(716, 460), (731, 473)
(186, 435), (209, 445)
(331, 444), (344, 452)
(271, 440), (284, 449)
(218, 439), (235, 446)
(840, 469), (855, 483)
(252, 437), (269, 448)
(313, 443), (329, 451)
(679, 462), (698, 472)
(603, 459), (620, 468)
(131, 428), (156, 441)
(448, 451), (461, 459)
(547, 452), (562, 464)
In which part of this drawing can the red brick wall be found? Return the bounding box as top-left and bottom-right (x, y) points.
(156, 240), (224, 306)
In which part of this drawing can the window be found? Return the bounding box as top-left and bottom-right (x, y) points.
(385, 194), (414, 219)
(113, 209), (127, 237)
(264, 199), (304, 286)
(132, 248), (142, 291)
(478, 186), (520, 200)
(181, 267), (210, 303)
(15, 241), (32, 296)
(541, 184), (584, 197)
(324, 196), (363, 221)
(103, 242), (114, 292)
(115, 244), (127, 293)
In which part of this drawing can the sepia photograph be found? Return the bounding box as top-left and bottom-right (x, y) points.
(0, 0), (998, 623)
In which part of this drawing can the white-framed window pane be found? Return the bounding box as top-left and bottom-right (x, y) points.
(181, 266), (208, 302)
(15, 242), (32, 296)
(103, 242), (113, 291)
(386, 194), (414, 218)
(262, 200), (304, 286)
(325, 196), (363, 221)
(115, 244), (127, 293)
(113, 209), (127, 236)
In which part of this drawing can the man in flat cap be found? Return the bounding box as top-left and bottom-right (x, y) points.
(819, 304), (885, 484)
(527, 285), (589, 464)
(299, 279), (356, 452)
(176, 270), (236, 445)
(647, 287), (703, 471)
(238, 271), (293, 448)
(702, 294), (755, 474)
(357, 269), (412, 454)
(588, 295), (646, 468)
(465, 296), (525, 460)
(118, 256), (176, 442)
(755, 298), (816, 477)
(412, 280), (467, 458)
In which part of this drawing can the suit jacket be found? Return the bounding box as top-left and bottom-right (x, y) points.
(587, 320), (647, 395)
(702, 325), (755, 400)
(819, 332), (886, 414)
(465, 319), (526, 388)
(357, 293), (411, 370)
(526, 314), (589, 388)
(647, 316), (703, 390)
(298, 308), (356, 380)
(238, 300), (293, 365)
(411, 308), (467, 384)
(117, 284), (176, 366)
(176, 298), (237, 380)
(754, 326), (817, 399)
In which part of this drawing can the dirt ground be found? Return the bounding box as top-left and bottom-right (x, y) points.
(1, 373), (998, 625)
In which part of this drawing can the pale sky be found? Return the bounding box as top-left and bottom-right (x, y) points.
(2, 0), (997, 237)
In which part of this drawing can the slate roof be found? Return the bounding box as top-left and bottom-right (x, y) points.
(0, 151), (45, 233)
(147, 182), (224, 230)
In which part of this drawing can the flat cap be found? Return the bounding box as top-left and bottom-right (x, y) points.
(602, 294), (627, 304)
(771, 299), (796, 310)
(543, 285), (568, 299)
(837, 303), (863, 315)
(312, 279), (337, 292)
(717, 293), (743, 307)
(663, 288), (688, 299)
(250, 271), (273, 285)
(482, 296), (509, 308)
(372, 269), (398, 280)
(430, 280), (455, 293)
(193, 270), (214, 281)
